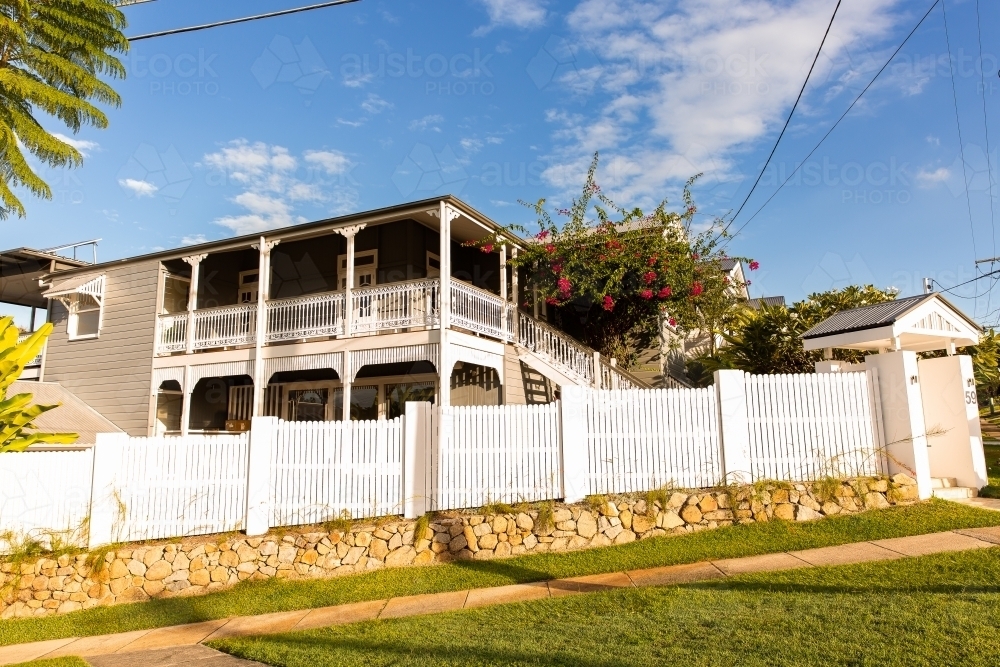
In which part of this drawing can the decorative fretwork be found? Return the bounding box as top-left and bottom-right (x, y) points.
(266, 291), (346, 342)
(351, 279), (441, 334)
(191, 303), (258, 349)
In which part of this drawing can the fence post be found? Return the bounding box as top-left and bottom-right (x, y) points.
(560, 385), (589, 503)
(403, 401), (432, 519)
(88, 432), (128, 548)
(715, 370), (751, 485)
(246, 416), (276, 536)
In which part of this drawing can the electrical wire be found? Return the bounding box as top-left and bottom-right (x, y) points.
(127, 0), (360, 42)
(715, 0), (843, 240)
(975, 0), (998, 315)
(720, 0), (943, 249)
(942, 0), (980, 317)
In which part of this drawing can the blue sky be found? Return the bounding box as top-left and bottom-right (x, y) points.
(10, 0), (1000, 326)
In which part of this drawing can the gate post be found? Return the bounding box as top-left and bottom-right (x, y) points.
(88, 432), (128, 548)
(560, 386), (588, 503)
(403, 402), (433, 519)
(246, 416), (277, 536)
(715, 370), (752, 485)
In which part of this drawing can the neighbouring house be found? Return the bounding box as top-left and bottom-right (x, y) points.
(2, 197), (649, 437)
(8, 381), (122, 445)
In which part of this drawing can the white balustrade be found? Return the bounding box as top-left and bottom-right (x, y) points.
(600, 360), (638, 390)
(266, 291), (346, 342)
(450, 280), (508, 340)
(351, 279), (440, 334)
(192, 303), (258, 350)
(156, 314), (188, 354)
(517, 312), (594, 383)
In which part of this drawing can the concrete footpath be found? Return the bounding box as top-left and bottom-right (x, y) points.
(3, 526), (1000, 666)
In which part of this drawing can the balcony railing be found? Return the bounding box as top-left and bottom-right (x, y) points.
(16, 333), (44, 367)
(152, 278), (648, 389)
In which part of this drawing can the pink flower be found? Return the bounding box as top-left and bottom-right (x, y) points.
(640, 289), (654, 300)
(647, 256), (658, 267)
(668, 317), (677, 327)
(590, 182), (601, 192)
(552, 263), (563, 274)
(545, 244), (556, 254)
(602, 295), (615, 311)
(481, 244), (494, 254)
(658, 286), (672, 299)
(605, 240), (622, 250)
(642, 271), (657, 285)
(692, 253), (699, 260)
(557, 277), (572, 296)
(599, 254), (607, 261)
(691, 281), (704, 297)
(545, 297), (559, 306)
(556, 208), (570, 216)
(749, 260), (760, 271)
(536, 230), (550, 240)
(746, 280), (752, 286)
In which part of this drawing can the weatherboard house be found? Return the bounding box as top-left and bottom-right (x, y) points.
(0, 197), (650, 437)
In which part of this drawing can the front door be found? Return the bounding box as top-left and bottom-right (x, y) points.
(287, 388), (329, 421)
(238, 270), (259, 303)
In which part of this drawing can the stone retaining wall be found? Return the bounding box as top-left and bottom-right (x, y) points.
(0, 474), (919, 619)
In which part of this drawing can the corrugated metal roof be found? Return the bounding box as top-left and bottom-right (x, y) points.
(800, 294), (931, 340)
(12, 381), (122, 445)
(748, 296), (786, 309)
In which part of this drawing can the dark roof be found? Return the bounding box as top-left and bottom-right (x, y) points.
(719, 258), (738, 271)
(801, 294), (934, 340)
(12, 381), (122, 445)
(747, 296), (785, 309)
(39, 195), (515, 280)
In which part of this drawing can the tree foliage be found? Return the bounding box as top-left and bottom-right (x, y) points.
(0, 0), (128, 218)
(465, 154), (753, 367)
(0, 318), (76, 452)
(691, 284), (900, 381)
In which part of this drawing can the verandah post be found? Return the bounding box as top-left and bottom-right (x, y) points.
(715, 369), (752, 485)
(246, 416), (277, 536)
(560, 385), (588, 503)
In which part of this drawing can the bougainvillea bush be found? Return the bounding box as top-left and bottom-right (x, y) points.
(466, 154), (755, 368)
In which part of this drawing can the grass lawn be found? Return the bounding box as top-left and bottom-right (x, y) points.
(7, 660), (86, 667)
(979, 442), (1000, 498)
(0, 500), (997, 649)
(213, 548), (1000, 666)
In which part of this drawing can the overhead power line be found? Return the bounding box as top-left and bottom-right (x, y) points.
(975, 0), (997, 261)
(716, 0), (843, 240)
(721, 0), (943, 248)
(127, 0), (360, 42)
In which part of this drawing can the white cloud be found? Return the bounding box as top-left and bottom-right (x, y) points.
(916, 167), (950, 187)
(926, 135), (941, 146)
(118, 178), (158, 197)
(361, 93), (393, 114)
(461, 138), (485, 154)
(473, 0), (546, 35)
(536, 0), (901, 207)
(337, 117), (366, 127)
(487, 137), (504, 145)
(53, 133), (100, 157)
(409, 114), (444, 132)
(203, 140), (357, 236)
(181, 234), (208, 245)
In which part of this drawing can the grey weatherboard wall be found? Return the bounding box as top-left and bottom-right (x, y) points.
(44, 260), (159, 436)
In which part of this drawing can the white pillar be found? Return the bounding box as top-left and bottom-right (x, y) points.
(439, 201), (455, 407)
(511, 247), (519, 308)
(335, 224), (366, 340)
(251, 238), (278, 417)
(593, 351), (602, 389)
(88, 432), (129, 548)
(245, 416), (276, 536)
(560, 385), (589, 503)
(182, 254), (206, 354)
(403, 400), (433, 518)
(180, 364), (193, 437)
(500, 244), (507, 302)
(342, 350), (352, 421)
(864, 351), (932, 499)
(715, 369), (752, 485)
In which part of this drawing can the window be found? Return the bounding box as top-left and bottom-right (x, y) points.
(338, 250), (378, 289)
(155, 381), (183, 435)
(426, 252), (440, 278)
(333, 385), (379, 421)
(161, 274), (190, 314)
(288, 388), (329, 421)
(386, 382), (436, 419)
(68, 296), (102, 339)
(238, 270), (259, 303)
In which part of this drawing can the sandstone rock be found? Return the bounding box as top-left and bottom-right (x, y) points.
(342, 547), (365, 566)
(870, 479), (889, 493)
(355, 532), (372, 548)
(126, 561), (146, 577)
(576, 512), (598, 538)
(516, 513), (534, 531)
(143, 580), (165, 597)
(172, 553), (190, 572)
(413, 550), (434, 565)
(388, 533), (402, 551)
(237, 546), (256, 563)
(680, 505), (703, 524)
(661, 511), (685, 530)
(218, 551), (239, 568)
(473, 522), (492, 537)
(57, 601), (82, 614)
(523, 534), (538, 549)
(864, 492), (890, 510)
(259, 541), (278, 556)
(478, 533), (499, 549)
(667, 492), (688, 509)
(550, 537), (568, 551)
(108, 560), (128, 580)
(590, 534), (612, 547)
(893, 485), (918, 501)
(703, 510), (733, 522)
(494, 542), (513, 558)
(799, 495), (821, 512)
(449, 535), (469, 553)
(891, 473), (916, 486)
(210, 568), (228, 583)
(189, 570), (210, 587)
(143, 548), (164, 567)
(145, 561), (172, 581)
(368, 540), (389, 561)
(771, 489), (789, 504)
(600, 501), (619, 517)
(631, 514), (654, 534)
(301, 550), (319, 565)
(568, 535), (589, 550)
(772, 504), (795, 521)
(614, 530), (636, 545)
(385, 547), (416, 567)
(552, 508), (572, 523)
(491, 516), (508, 534)
(463, 527), (479, 553)
(619, 510), (632, 530)
(604, 524), (623, 540)
(698, 496), (718, 513)
(118, 586), (148, 603)
(796, 506), (822, 522)
(821, 502), (842, 515)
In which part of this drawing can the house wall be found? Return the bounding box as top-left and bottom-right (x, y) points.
(450, 363), (501, 406)
(197, 248), (258, 308)
(44, 260), (160, 436)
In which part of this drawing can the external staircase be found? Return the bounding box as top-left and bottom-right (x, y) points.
(930, 477), (979, 500)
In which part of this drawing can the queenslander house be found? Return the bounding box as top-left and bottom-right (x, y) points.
(1, 197), (653, 437)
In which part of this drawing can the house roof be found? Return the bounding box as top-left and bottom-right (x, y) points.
(801, 293), (982, 352)
(11, 381), (123, 445)
(0, 248), (90, 307)
(39, 195), (518, 281)
(747, 296), (786, 309)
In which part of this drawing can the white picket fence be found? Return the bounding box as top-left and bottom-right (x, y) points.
(0, 370), (889, 550)
(573, 387), (723, 495)
(269, 418), (403, 526)
(0, 449), (93, 550)
(433, 404), (562, 510)
(744, 372), (884, 481)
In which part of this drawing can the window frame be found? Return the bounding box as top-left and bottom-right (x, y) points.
(67, 294), (103, 341)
